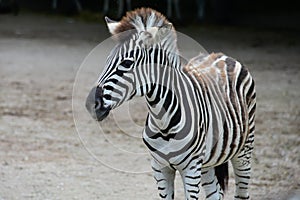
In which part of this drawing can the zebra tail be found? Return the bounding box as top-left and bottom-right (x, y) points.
(215, 162), (229, 192)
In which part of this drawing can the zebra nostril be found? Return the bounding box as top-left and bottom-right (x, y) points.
(95, 99), (102, 110)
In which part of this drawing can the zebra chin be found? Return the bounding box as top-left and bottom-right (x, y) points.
(86, 100), (111, 121)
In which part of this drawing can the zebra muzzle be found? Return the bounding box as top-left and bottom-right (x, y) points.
(85, 86), (111, 121)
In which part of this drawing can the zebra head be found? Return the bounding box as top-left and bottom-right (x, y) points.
(86, 8), (177, 121)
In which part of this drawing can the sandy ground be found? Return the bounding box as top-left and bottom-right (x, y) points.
(0, 13), (299, 200)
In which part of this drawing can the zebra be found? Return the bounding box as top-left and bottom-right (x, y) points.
(86, 8), (256, 200)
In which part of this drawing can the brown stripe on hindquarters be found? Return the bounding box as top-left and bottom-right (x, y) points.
(184, 53), (224, 73)
(183, 52), (224, 83)
(214, 59), (228, 96)
(216, 60), (226, 69)
(215, 162), (229, 192)
(208, 52), (224, 62)
(216, 60), (227, 81)
(198, 53), (224, 70)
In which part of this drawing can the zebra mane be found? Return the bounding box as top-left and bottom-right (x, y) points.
(114, 8), (171, 34)
(106, 8), (180, 67)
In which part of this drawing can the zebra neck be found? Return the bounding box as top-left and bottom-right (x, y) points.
(145, 68), (200, 136)
(165, 46), (182, 69)
(153, 41), (182, 69)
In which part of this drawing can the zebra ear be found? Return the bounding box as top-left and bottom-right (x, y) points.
(157, 23), (173, 38)
(105, 16), (121, 35)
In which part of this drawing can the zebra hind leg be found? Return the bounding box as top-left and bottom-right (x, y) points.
(201, 166), (227, 200)
(231, 133), (254, 200)
(152, 160), (176, 200)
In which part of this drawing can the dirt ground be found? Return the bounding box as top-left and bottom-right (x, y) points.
(0, 13), (299, 200)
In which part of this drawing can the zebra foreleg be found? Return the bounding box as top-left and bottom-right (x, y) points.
(180, 158), (203, 200)
(201, 168), (224, 200)
(231, 135), (254, 200)
(152, 160), (176, 200)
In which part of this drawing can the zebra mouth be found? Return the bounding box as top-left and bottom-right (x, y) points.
(86, 101), (111, 121)
(94, 107), (110, 121)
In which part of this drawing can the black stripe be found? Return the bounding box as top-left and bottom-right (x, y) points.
(202, 179), (215, 186)
(186, 181), (201, 187)
(159, 193), (167, 198)
(236, 181), (249, 185)
(234, 196), (250, 199)
(206, 189), (217, 198)
(103, 86), (122, 97)
(187, 188), (200, 194)
(236, 167), (251, 172)
(235, 174), (250, 179)
(185, 175), (201, 179)
(236, 66), (249, 94)
(160, 106), (181, 134)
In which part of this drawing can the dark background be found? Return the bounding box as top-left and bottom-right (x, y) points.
(1, 0), (300, 30)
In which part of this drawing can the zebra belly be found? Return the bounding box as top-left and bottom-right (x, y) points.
(201, 119), (248, 168)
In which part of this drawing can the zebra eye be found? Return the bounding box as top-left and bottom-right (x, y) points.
(118, 58), (134, 71)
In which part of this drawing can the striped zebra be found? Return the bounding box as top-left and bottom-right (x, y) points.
(86, 8), (256, 200)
